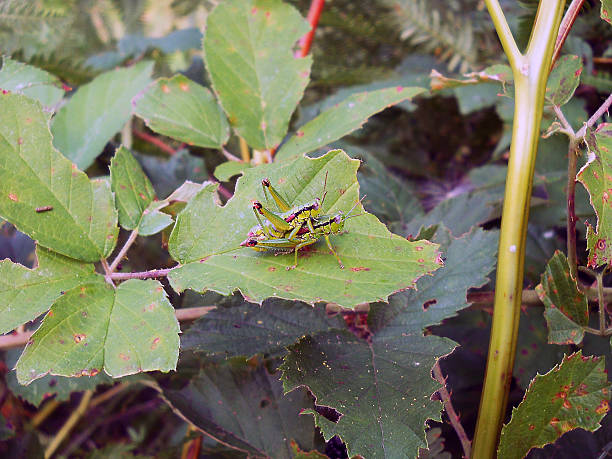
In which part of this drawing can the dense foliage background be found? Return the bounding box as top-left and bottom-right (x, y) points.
(0, 0), (611, 457)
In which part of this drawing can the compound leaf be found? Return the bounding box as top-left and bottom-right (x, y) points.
(576, 124), (612, 268)
(203, 0), (311, 150)
(0, 93), (118, 261)
(16, 279), (179, 384)
(536, 251), (588, 345)
(168, 149), (442, 309)
(133, 74), (229, 148)
(0, 246), (96, 334)
(498, 352), (610, 459)
(0, 57), (63, 108)
(162, 358), (321, 458)
(110, 146), (156, 230)
(51, 61), (153, 170)
(275, 86), (426, 161)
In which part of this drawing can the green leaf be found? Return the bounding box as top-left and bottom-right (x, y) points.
(133, 74), (229, 148)
(276, 86), (426, 161)
(0, 93), (118, 261)
(162, 358), (321, 458)
(110, 146), (156, 230)
(280, 227), (497, 457)
(167, 150), (442, 309)
(0, 246), (96, 334)
(51, 61), (153, 170)
(16, 279), (179, 384)
(0, 57), (64, 108)
(577, 124), (612, 268)
(498, 352), (611, 459)
(546, 55), (582, 106)
(5, 349), (111, 406)
(203, 0), (311, 150)
(601, 0), (611, 24)
(536, 251), (588, 345)
(181, 299), (346, 358)
(214, 160), (251, 182)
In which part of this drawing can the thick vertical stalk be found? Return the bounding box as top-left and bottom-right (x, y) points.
(472, 2), (565, 457)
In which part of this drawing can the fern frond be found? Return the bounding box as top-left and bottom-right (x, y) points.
(386, 0), (479, 73)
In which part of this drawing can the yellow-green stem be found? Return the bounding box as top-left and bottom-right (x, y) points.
(472, 1), (565, 457)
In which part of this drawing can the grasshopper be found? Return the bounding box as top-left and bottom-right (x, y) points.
(241, 197), (364, 270)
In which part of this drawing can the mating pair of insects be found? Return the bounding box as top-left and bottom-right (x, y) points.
(239, 175), (363, 270)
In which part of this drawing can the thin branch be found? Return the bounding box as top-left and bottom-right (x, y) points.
(44, 390), (94, 458)
(576, 93), (612, 140)
(133, 129), (178, 155)
(553, 105), (576, 137)
(100, 258), (115, 286)
(239, 137), (250, 163)
(597, 271), (607, 333)
(484, 0), (521, 67)
(551, 0), (586, 68)
(109, 267), (174, 280)
(296, 0), (325, 58)
(109, 229), (138, 273)
(175, 306), (216, 321)
(221, 147), (242, 162)
(433, 362), (471, 458)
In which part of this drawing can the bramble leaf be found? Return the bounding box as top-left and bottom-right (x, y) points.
(162, 358), (321, 458)
(601, 0), (611, 24)
(203, 0), (311, 150)
(181, 299), (346, 358)
(0, 246), (96, 334)
(16, 279), (179, 384)
(167, 149), (442, 308)
(576, 124), (612, 268)
(546, 55), (582, 106)
(0, 57), (64, 108)
(51, 61), (153, 170)
(536, 251), (588, 345)
(133, 74), (229, 148)
(214, 160), (251, 181)
(275, 86), (426, 161)
(280, 227), (497, 457)
(0, 93), (118, 261)
(498, 352), (611, 459)
(110, 146), (156, 231)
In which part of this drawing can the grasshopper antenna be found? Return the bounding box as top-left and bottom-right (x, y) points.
(320, 171), (329, 209)
(345, 195), (366, 218)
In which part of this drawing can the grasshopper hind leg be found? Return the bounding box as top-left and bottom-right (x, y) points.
(324, 234), (344, 269)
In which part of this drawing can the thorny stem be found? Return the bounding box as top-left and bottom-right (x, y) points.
(433, 362), (471, 458)
(44, 390), (94, 458)
(109, 267), (173, 280)
(109, 229), (138, 273)
(296, 0), (325, 58)
(551, 0), (586, 67)
(576, 93), (612, 140)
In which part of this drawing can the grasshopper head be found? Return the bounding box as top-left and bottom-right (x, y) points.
(253, 201), (264, 214)
(329, 213), (345, 233)
(240, 237), (259, 248)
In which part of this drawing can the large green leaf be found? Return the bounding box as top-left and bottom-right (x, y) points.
(162, 358), (321, 458)
(167, 150), (442, 308)
(577, 124), (612, 268)
(16, 279), (179, 384)
(275, 86), (426, 161)
(51, 61), (153, 170)
(203, 0), (311, 150)
(545, 55), (582, 106)
(536, 251), (588, 345)
(0, 57), (64, 108)
(181, 299), (346, 358)
(498, 352), (610, 459)
(280, 227), (497, 457)
(0, 93), (118, 261)
(0, 246), (96, 334)
(133, 74), (229, 148)
(110, 146), (156, 230)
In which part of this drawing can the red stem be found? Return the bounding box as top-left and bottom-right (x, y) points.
(551, 0), (586, 68)
(296, 0), (325, 58)
(133, 129), (178, 156)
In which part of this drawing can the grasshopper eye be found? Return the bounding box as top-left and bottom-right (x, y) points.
(262, 178), (271, 187)
(253, 201), (263, 212)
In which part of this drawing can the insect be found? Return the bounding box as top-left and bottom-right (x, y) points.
(241, 197), (364, 270)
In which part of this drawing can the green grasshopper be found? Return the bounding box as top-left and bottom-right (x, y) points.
(241, 197), (364, 270)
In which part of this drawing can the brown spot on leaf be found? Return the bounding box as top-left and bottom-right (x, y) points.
(89, 369), (100, 376)
(596, 400), (610, 415)
(296, 131), (304, 137)
(529, 424), (535, 431)
(200, 256), (210, 263)
(350, 267), (370, 272)
(151, 337), (161, 349)
(418, 258), (425, 263)
(8, 193), (17, 202)
(17, 138), (23, 145)
(119, 353), (130, 361)
(423, 299), (437, 310)
(73, 334), (86, 343)
(268, 266), (276, 272)
(563, 399), (572, 409)
(161, 84), (170, 93)
(179, 81), (189, 91)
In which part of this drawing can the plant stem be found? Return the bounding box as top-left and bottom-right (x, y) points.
(597, 272), (607, 332)
(133, 129), (178, 155)
(575, 93), (612, 140)
(296, 0), (325, 58)
(566, 140), (580, 278)
(433, 362), (471, 458)
(100, 258), (115, 286)
(109, 229), (138, 273)
(552, 0), (586, 67)
(109, 267), (174, 280)
(239, 137), (250, 162)
(473, 2), (565, 457)
(44, 390), (94, 458)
